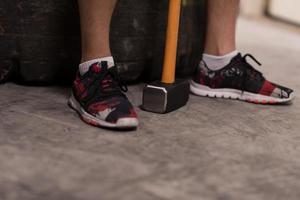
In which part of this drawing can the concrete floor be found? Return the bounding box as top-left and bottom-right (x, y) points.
(0, 18), (300, 200)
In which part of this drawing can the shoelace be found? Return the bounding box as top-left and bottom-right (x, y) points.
(243, 54), (262, 74)
(244, 54), (291, 98)
(99, 63), (128, 93)
(84, 62), (128, 104)
(240, 54), (263, 93)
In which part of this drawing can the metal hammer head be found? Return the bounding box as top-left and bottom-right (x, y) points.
(142, 79), (190, 114)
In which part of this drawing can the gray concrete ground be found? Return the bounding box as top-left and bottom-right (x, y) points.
(0, 18), (300, 200)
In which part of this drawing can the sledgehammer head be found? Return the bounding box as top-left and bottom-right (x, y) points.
(142, 79), (190, 114)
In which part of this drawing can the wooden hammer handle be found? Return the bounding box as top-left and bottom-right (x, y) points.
(161, 0), (181, 84)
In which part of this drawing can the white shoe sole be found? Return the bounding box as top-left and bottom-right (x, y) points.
(190, 80), (295, 104)
(68, 94), (139, 129)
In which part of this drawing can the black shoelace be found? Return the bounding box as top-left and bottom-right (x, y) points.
(83, 62), (128, 105)
(243, 54), (262, 73)
(99, 64), (128, 94)
(241, 54), (264, 92)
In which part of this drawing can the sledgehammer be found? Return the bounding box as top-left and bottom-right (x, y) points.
(142, 0), (189, 113)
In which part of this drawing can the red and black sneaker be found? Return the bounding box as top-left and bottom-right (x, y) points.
(190, 53), (295, 104)
(68, 61), (138, 129)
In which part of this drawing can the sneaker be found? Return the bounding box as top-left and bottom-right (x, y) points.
(68, 61), (138, 129)
(190, 53), (295, 104)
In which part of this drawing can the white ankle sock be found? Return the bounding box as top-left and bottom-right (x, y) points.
(202, 50), (238, 71)
(79, 56), (115, 76)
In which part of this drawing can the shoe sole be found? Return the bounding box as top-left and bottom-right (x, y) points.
(68, 93), (139, 129)
(190, 80), (295, 104)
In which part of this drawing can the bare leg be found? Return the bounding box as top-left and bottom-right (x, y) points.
(192, 0), (294, 104)
(78, 0), (117, 62)
(70, 0), (139, 130)
(204, 0), (240, 56)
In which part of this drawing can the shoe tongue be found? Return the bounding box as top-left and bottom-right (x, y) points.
(89, 61), (108, 74)
(231, 53), (242, 62)
(226, 53), (243, 66)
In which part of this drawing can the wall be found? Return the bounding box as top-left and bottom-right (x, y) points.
(0, 0), (207, 84)
(240, 0), (268, 17)
(269, 0), (300, 25)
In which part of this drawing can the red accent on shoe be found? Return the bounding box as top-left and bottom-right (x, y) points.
(128, 108), (138, 118)
(80, 115), (99, 126)
(88, 102), (110, 112)
(91, 63), (101, 73)
(259, 80), (276, 96)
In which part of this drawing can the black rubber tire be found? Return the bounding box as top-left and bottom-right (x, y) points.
(0, 0), (206, 84)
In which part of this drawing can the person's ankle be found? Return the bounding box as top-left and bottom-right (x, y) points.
(81, 53), (113, 63)
(204, 46), (237, 57)
(202, 50), (238, 71)
(79, 56), (115, 76)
